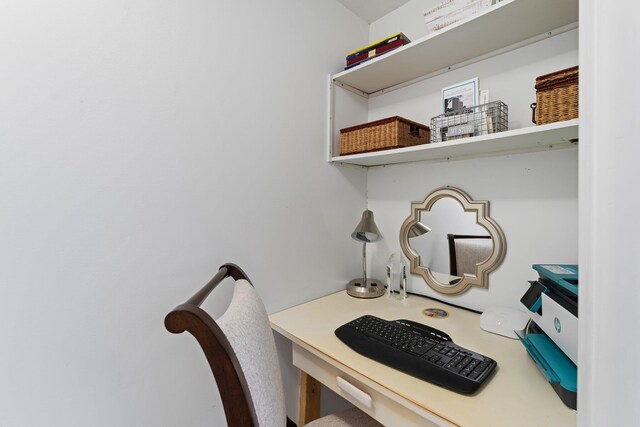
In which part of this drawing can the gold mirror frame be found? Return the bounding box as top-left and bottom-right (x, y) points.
(399, 187), (506, 295)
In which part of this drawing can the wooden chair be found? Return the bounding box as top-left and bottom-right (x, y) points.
(165, 263), (382, 427)
(447, 234), (493, 276)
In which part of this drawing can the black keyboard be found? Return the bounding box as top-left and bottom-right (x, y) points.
(335, 315), (497, 394)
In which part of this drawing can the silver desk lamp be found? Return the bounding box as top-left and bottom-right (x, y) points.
(347, 210), (385, 298)
(409, 221), (431, 238)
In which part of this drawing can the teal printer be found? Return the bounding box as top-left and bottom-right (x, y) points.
(518, 264), (578, 410)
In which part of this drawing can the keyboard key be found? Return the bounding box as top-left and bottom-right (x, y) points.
(468, 370), (481, 380)
(458, 356), (473, 369)
(409, 344), (434, 356)
(476, 361), (489, 373)
(366, 331), (392, 345)
(467, 360), (479, 371)
(470, 363), (490, 379)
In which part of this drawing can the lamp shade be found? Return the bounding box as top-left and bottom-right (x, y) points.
(408, 221), (431, 238)
(351, 210), (382, 243)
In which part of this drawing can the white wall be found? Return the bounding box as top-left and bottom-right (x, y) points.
(0, 1), (368, 425)
(370, 0), (442, 43)
(367, 149), (578, 312)
(579, 0), (640, 425)
(363, 2), (579, 312)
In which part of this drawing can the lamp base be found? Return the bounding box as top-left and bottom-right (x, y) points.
(346, 278), (386, 299)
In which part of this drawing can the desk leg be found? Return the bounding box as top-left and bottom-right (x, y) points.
(299, 371), (321, 426)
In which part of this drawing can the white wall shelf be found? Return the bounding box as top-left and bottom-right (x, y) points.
(331, 119), (578, 167)
(333, 0), (578, 96)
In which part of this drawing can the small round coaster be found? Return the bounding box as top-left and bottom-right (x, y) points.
(423, 308), (449, 319)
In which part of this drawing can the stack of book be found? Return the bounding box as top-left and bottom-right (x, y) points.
(345, 33), (410, 70)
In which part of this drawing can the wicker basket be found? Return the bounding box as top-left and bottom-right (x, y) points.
(340, 116), (430, 155)
(532, 66), (579, 125)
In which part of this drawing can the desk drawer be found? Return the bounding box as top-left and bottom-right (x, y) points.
(293, 344), (453, 427)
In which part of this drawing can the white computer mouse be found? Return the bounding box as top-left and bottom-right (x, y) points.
(480, 307), (530, 339)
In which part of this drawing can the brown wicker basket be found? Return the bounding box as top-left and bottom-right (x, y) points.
(532, 65), (579, 125)
(340, 116), (430, 155)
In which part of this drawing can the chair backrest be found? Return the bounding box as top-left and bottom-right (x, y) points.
(447, 234), (493, 276)
(165, 264), (287, 427)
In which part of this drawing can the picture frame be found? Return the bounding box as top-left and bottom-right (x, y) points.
(442, 78), (479, 114)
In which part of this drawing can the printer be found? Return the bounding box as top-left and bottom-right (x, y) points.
(518, 264), (578, 409)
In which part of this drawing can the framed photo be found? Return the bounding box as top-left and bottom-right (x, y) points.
(442, 78), (479, 114)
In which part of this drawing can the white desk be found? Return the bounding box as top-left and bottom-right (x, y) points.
(270, 291), (576, 427)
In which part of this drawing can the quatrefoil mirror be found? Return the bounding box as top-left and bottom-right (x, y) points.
(399, 187), (506, 295)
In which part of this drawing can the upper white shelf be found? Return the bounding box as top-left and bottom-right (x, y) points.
(333, 0), (579, 95)
(331, 119), (578, 167)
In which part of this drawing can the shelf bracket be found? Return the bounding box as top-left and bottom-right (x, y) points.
(333, 80), (370, 99)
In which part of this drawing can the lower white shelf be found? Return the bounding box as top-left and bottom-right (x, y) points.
(331, 119), (578, 167)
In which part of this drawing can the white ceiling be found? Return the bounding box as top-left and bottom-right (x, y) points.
(337, 0), (411, 24)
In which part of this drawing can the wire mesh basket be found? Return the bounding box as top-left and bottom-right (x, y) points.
(430, 101), (508, 143)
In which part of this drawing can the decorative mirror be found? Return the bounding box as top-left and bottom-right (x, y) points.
(399, 187), (506, 295)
